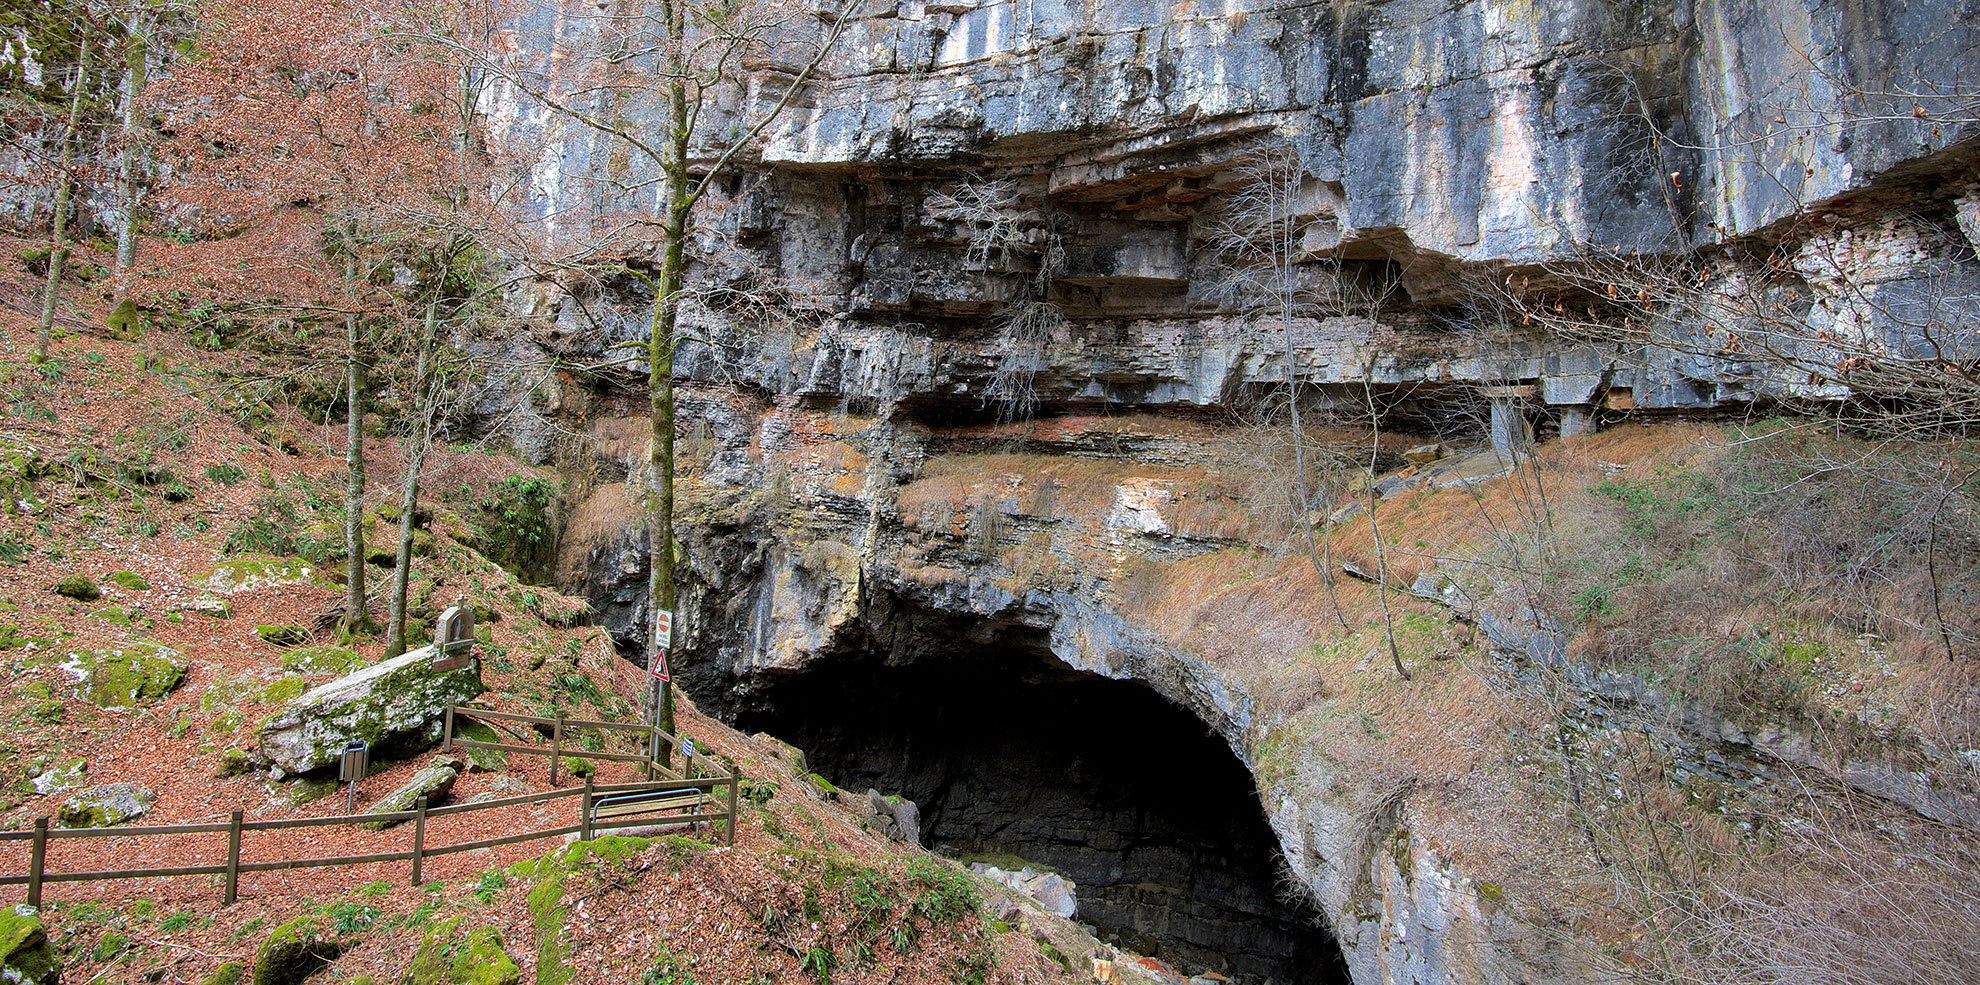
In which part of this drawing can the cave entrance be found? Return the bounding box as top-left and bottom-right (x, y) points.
(727, 630), (1346, 985)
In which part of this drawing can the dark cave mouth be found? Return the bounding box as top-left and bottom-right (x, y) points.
(727, 638), (1347, 985)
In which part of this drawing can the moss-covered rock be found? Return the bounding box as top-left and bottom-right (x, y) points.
(195, 559), (325, 596)
(28, 758), (85, 795)
(281, 645), (362, 675)
(256, 625), (308, 647)
(105, 298), (144, 341)
(69, 641), (188, 709)
(560, 756), (595, 778)
(56, 782), (154, 827)
(106, 570), (148, 591)
(251, 917), (342, 985)
(404, 918), (521, 985)
(361, 763), (457, 830)
(256, 648), (485, 775)
(0, 904), (61, 984)
(214, 747), (255, 777)
(52, 574), (99, 602)
(202, 960), (244, 985)
(453, 721), (508, 772)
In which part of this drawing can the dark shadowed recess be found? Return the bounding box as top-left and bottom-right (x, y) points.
(726, 631), (1348, 985)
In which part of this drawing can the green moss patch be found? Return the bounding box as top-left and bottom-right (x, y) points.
(281, 645), (363, 675)
(510, 837), (659, 985)
(106, 570), (148, 591)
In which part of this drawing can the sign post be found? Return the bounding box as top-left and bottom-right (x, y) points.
(649, 610), (673, 766)
(340, 739), (369, 813)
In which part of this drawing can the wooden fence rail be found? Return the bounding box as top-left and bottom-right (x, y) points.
(4, 721), (741, 906)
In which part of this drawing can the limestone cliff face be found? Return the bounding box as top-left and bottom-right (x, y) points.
(511, 2), (1980, 983)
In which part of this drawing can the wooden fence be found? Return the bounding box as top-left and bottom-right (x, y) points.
(1, 706), (740, 906)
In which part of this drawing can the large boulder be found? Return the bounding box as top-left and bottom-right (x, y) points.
(0, 905), (60, 985)
(57, 783), (155, 828)
(257, 646), (484, 776)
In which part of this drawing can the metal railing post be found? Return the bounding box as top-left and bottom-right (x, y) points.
(580, 777), (594, 842)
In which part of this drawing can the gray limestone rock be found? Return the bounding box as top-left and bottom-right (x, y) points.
(256, 645), (485, 776)
(362, 764), (459, 829)
(57, 782), (154, 828)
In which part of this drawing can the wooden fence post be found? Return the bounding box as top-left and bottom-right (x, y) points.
(224, 810), (243, 905)
(27, 817), (46, 907)
(411, 796), (427, 887)
(579, 777), (594, 842)
(726, 775), (739, 847)
(549, 714), (564, 786)
(443, 706), (455, 751)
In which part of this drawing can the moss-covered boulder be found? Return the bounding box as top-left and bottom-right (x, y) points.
(106, 570), (149, 591)
(52, 574), (99, 602)
(404, 918), (521, 985)
(56, 782), (155, 827)
(251, 917), (342, 985)
(256, 648), (485, 776)
(281, 645), (363, 675)
(68, 641), (188, 710)
(0, 904), (61, 985)
(195, 559), (325, 596)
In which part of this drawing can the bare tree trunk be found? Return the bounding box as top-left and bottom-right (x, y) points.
(36, 38), (91, 365)
(1364, 379), (1411, 681)
(341, 268), (370, 635)
(385, 299), (442, 657)
(113, 16), (146, 281)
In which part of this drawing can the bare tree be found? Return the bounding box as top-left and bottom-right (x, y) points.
(459, 0), (848, 750)
(1206, 143), (1351, 630)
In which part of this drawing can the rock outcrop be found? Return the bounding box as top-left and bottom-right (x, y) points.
(503, 2), (1980, 983)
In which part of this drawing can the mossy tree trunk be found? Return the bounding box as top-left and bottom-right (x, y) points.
(645, 36), (691, 761)
(35, 37), (90, 365)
